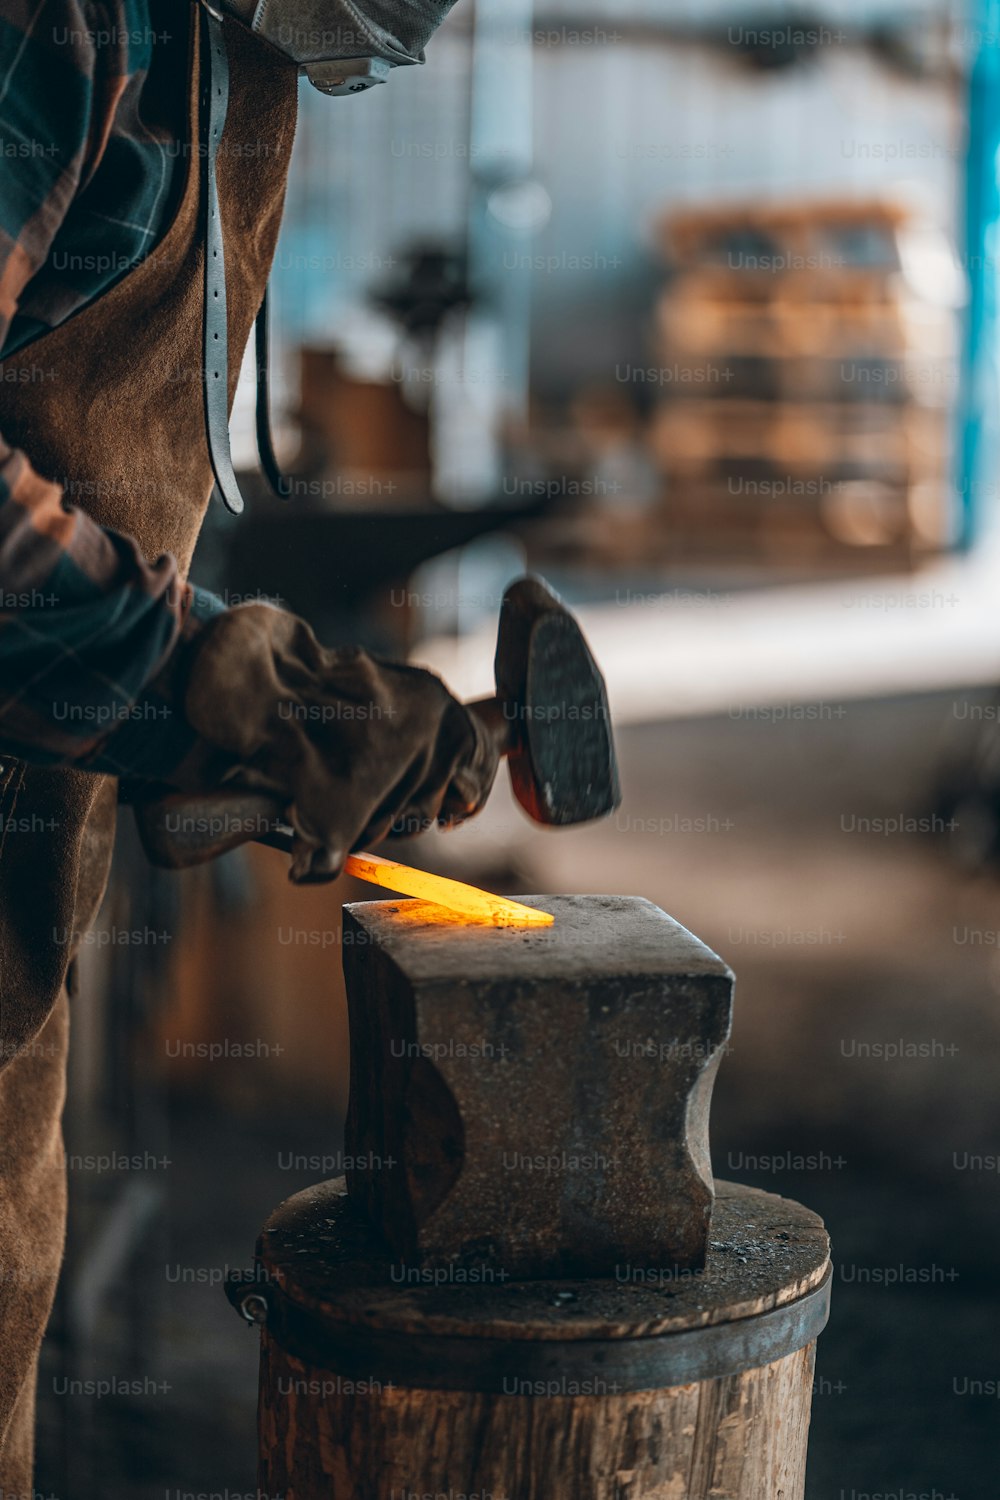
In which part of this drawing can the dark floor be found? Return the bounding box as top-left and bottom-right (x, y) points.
(36, 687), (1000, 1499)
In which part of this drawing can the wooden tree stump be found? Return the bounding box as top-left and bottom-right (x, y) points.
(248, 1177), (830, 1500)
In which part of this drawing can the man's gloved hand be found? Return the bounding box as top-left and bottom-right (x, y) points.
(183, 603), (499, 883)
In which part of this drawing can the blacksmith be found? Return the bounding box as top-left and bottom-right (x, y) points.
(0, 1), (487, 1484)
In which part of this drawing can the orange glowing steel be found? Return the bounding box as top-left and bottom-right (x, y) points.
(344, 852), (554, 928)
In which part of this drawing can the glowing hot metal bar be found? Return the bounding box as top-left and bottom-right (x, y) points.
(250, 817), (552, 925)
(343, 852), (554, 928)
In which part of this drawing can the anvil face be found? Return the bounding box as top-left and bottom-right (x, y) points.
(342, 894), (734, 1281)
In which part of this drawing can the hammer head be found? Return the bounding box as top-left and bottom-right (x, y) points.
(494, 576), (621, 826)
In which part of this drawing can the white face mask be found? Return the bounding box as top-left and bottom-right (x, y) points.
(215, 0), (457, 94)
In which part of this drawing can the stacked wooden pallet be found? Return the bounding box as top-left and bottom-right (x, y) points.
(650, 200), (956, 563)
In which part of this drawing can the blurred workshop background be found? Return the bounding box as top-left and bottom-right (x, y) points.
(40, 2), (1000, 1496)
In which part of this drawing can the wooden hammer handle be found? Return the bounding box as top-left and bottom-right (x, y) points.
(134, 788), (290, 869)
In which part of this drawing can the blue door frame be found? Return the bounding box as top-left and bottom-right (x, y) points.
(959, 0), (1000, 548)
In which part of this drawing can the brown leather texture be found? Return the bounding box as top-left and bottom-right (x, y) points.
(184, 604), (500, 881)
(0, 7), (298, 1485)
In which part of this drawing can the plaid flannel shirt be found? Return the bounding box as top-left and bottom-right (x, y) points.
(0, 0), (228, 782)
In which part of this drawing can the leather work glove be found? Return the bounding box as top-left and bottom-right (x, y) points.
(183, 603), (499, 883)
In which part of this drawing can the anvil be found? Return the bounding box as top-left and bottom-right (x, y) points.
(343, 893), (734, 1280)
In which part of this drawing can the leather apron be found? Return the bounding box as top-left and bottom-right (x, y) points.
(0, 9), (297, 1483)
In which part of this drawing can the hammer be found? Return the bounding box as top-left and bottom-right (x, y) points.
(133, 575), (621, 877)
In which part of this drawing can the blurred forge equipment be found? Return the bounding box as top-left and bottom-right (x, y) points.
(721, 10), (951, 78)
(197, 492), (548, 653)
(297, 346), (432, 491)
(597, 11), (954, 81)
(650, 199), (959, 570)
(366, 242), (504, 507)
(196, 241), (544, 650)
(369, 244), (474, 345)
(296, 246), (474, 485)
(521, 386), (663, 573)
(934, 691), (1000, 871)
(290, 245), (494, 508)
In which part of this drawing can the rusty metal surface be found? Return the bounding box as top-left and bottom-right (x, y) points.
(251, 1265), (831, 1394)
(343, 896), (734, 1279)
(248, 1177), (830, 1343)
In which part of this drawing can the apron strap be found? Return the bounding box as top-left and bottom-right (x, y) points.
(200, 2), (246, 515)
(255, 286), (293, 499)
(200, 2), (293, 512)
